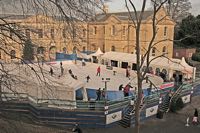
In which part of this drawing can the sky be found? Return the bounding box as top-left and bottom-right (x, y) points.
(105, 0), (200, 16)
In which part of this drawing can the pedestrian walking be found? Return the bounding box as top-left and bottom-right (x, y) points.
(60, 61), (63, 67)
(192, 108), (199, 125)
(49, 67), (53, 76)
(96, 66), (101, 76)
(96, 88), (101, 101)
(86, 75), (90, 82)
(72, 124), (82, 133)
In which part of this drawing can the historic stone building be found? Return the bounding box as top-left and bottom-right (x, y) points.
(0, 7), (175, 62)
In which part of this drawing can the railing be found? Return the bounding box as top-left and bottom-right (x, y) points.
(1, 92), (135, 112)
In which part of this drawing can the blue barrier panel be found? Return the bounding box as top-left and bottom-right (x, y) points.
(56, 53), (77, 60)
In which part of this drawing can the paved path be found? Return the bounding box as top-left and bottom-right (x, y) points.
(83, 96), (200, 133)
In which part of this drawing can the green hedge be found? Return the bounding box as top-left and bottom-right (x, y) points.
(192, 53), (200, 62)
(170, 97), (184, 112)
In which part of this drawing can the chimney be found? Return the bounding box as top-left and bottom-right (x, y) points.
(103, 4), (109, 13)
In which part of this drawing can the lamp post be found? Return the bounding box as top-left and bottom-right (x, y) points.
(102, 77), (110, 100)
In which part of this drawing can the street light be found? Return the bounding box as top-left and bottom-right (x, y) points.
(102, 77), (110, 100)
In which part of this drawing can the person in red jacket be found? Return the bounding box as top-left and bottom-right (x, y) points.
(96, 66), (101, 76)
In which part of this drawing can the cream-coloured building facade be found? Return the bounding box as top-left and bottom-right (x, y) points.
(0, 8), (175, 62)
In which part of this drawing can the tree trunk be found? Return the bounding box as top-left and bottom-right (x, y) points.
(135, 78), (142, 133)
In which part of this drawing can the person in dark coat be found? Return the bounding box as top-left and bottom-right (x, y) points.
(86, 75), (90, 82)
(49, 67), (53, 76)
(61, 66), (64, 76)
(96, 88), (101, 101)
(192, 108), (199, 124)
(119, 84), (123, 91)
(72, 124), (82, 133)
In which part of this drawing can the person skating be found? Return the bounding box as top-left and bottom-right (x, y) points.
(96, 66), (101, 76)
(61, 66), (64, 76)
(86, 75), (90, 82)
(49, 67), (53, 76)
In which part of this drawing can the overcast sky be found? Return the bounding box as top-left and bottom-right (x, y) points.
(106, 0), (200, 16)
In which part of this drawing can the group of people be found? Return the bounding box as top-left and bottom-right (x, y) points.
(119, 83), (133, 97)
(96, 88), (105, 101)
(49, 61), (64, 77)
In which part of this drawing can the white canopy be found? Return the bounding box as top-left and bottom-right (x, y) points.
(100, 51), (195, 78)
(101, 51), (137, 63)
(77, 51), (91, 59)
(90, 47), (104, 57)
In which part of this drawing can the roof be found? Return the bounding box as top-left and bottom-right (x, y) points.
(101, 51), (194, 74)
(95, 10), (153, 22)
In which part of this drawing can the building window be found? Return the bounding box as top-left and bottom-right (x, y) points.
(37, 47), (45, 55)
(73, 28), (76, 38)
(94, 26), (97, 35)
(162, 46), (167, 54)
(62, 29), (66, 38)
(103, 26), (105, 34)
(83, 46), (86, 52)
(111, 46), (115, 51)
(175, 52), (179, 57)
(111, 25), (115, 35)
(155, 68), (160, 76)
(83, 29), (86, 37)
(38, 29), (43, 38)
(122, 26), (126, 35)
(152, 47), (156, 56)
(63, 47), (67, 53)
(25, 29), (30, 38)
(10, 50), (16, 59)
(51, 29), (54, 39)
(189, 53), (193, 57)
(164, 26), (167, 37)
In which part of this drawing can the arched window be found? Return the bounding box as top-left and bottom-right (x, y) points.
(10, 50), (16, 59)
(162, 69), (167, 75)
(82, 46), (86, 52)
(63, 47), (67, 53)
(142, 66), (147, 72)
(111, 46), (115, 51)
(152, 47), (156, 56)
(162, 46), (167, 54)
(49, 46), (56, 60)
(73, 46), (77, 53)
(37, 47), (45, 55)
(155, 68), (160, 75)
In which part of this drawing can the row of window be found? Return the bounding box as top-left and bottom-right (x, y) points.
(152, 46), (167, 56)
(24, 25), (168, 39)
(91, 26), (168, 37)
(25, 28), (69, 39)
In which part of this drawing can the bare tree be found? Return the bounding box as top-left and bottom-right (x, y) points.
(125, 0), (173, 132)
(0, 0), (105, 104)
(150, 0), (192, 22)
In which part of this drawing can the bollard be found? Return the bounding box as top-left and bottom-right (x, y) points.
(185, 117), (190, 127)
